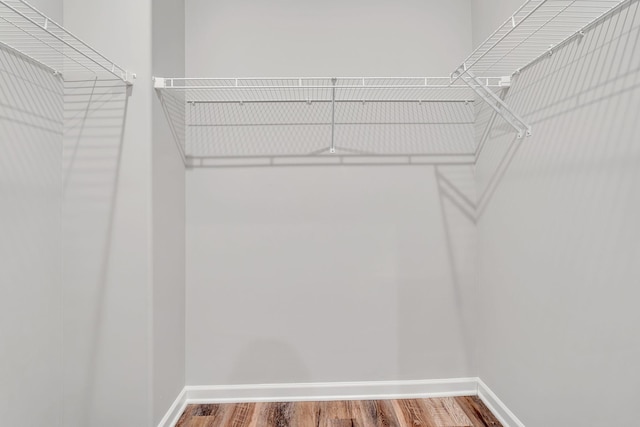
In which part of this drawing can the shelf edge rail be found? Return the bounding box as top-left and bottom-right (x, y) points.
(0, 0), (135, 84)
(450, 0), (632, 138)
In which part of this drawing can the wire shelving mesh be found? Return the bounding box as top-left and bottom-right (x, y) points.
(162, 77), (488, 103)
(0, 0), (132, 82)
(155, 77), (499, 165)
(457, 0), (628, 77)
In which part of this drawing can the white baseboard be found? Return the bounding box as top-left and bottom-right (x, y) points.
(184, 377), (478, 404)
(157, 388), (187, 427)
(477, 378), (525, 427)
(158, 377), (524, 427)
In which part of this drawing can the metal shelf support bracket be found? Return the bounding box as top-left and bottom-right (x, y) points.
(153, 77), (166, 89)
(452, 67), (532, 138)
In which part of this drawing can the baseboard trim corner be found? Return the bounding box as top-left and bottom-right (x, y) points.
(477, 378), (525, 427)
(157, 387), (188, 427)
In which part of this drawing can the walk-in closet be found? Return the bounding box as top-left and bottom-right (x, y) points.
(1, 0), (639, 426)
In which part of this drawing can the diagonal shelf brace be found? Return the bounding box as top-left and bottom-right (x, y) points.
(453, 67), (531, 138)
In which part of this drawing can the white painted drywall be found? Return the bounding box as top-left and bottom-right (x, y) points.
(186, 165), (477, 385)
(473, 1), (640, 425)
(29, 0), (63, 22)
(470, 0), (521, 49)
(62, 0), (153, 425)
(0, 35), (63, 427)
(186, 0), (472, 77)
(152, 0), (186, 425)
(184, 0), (477, 387)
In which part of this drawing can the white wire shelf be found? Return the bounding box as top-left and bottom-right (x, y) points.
(155, 77), (503, 103)
(155, 77), (503, 165)
(0, 0), (133, 83)
(454, 0), (628, 78)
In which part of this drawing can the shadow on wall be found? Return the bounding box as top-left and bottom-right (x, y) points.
(170, 85), (482, 383)
(474, 2), (640, 425)
(162, 70), (483, 384)
(433, 165), (477, 374)
(62, 77), (130, 426)
(228, 339), (310, 384)
(396, 0), (640, 382)
(155, 87), (478, 168)
(157, 87), (187, 163)
(0, 44), (64, 425)
(394, 164), (478, 378)
(475, 0), (640, 218)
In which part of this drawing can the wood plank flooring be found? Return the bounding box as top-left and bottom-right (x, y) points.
(175, 396), (502, 427)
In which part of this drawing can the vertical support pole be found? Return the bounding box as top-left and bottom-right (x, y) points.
(330, 77), (336, 154)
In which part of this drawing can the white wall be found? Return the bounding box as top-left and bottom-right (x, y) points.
(28, 0), (63, 22)
(62, 0), (153, 425)
(0, 30), (63, 427)
(152, 0), (186, 424)
(470, 0), (521, 49)
(185, 0), (477, 386)
(187, 165), (477, 385)
(186, 0), (472, 76)
(473, 1), (640, 425)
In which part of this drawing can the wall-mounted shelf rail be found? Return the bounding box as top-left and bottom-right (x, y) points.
(154, 77), (503, 165)
(451, 0), (628, 137)
(154, 77), (498, 103)
(454, 0), (627, 78)
(0, 0), (134, 83)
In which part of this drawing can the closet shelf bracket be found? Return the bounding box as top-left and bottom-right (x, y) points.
(452, 66), (531, 138)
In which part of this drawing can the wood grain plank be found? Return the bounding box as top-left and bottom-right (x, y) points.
(351, 400), (400, 427)
(440, 398), (473, 426)
(251, 401), (292, 427)
(200, 404), (233, 427)
(350, 400), (378, 427)
(175, 404), (197, 427)
(192, 404), (222, 417)
(288, 400), (320, 427)
(392, 399), (437, 427)
(375, 400), (402, 427)
(454, 396), (502, 427)
(423, 398), (472, 426)
(189, 416), (217, 427)
(318, 400), (353, 427)
(226, 402), (255, 427)
(176, 396), (501, 427)
(245, 402), (265, 427)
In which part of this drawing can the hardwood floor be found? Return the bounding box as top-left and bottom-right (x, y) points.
(175, 396), (502, 427)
